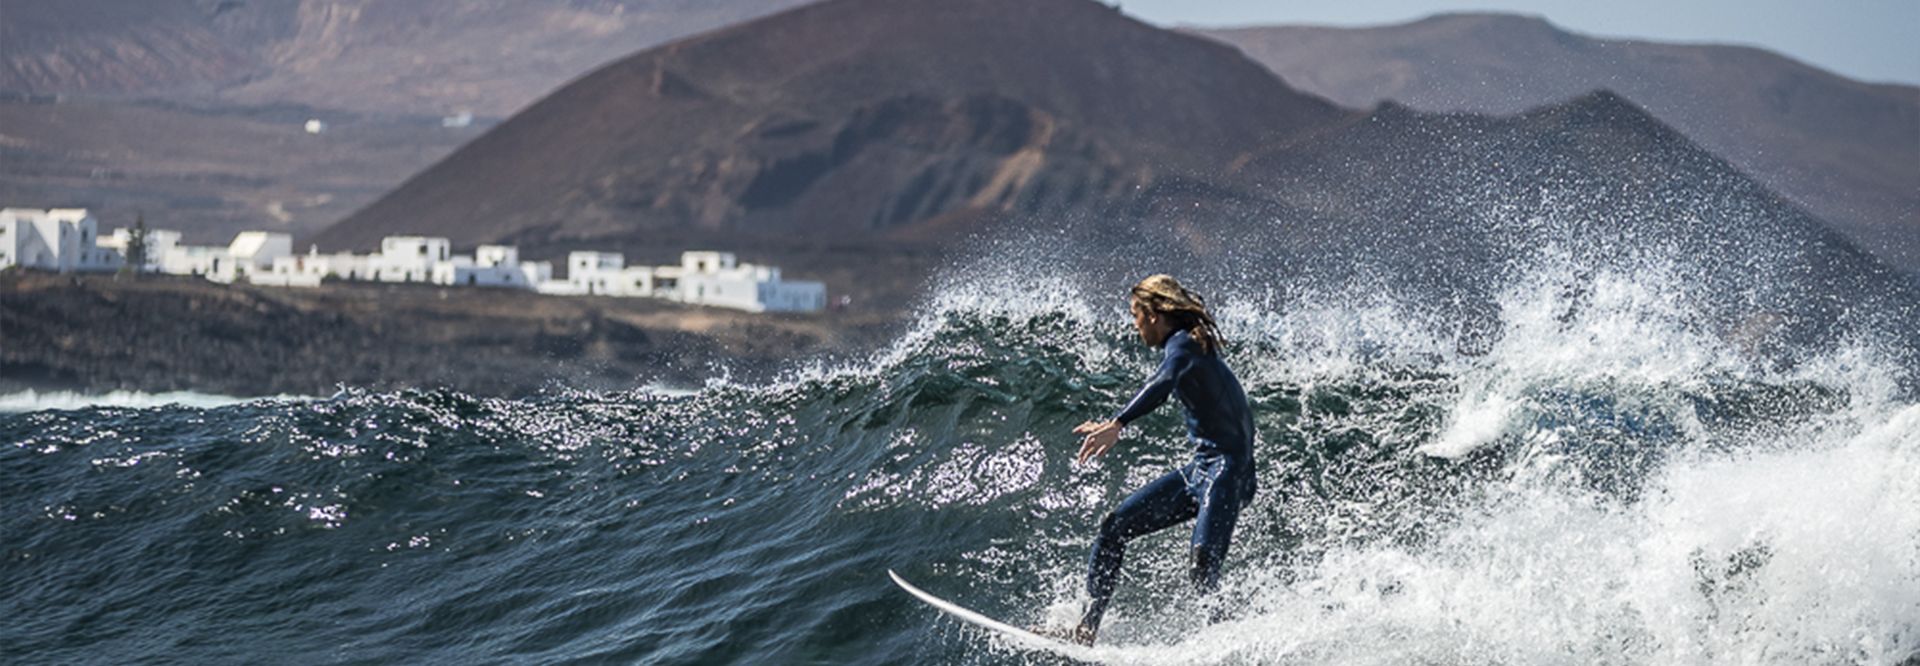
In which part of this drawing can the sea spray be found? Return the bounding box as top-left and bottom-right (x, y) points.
(4, 241), (1916, 664)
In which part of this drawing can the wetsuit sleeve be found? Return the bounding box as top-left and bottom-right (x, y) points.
(1110, 343), (1191, 426)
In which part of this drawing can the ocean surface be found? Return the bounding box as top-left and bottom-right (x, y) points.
(5, 257), (1918, 665)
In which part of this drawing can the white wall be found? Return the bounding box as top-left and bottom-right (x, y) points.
(477, 245), (518, 267)
(672, 251), (825, 312)
(376, 236), (452, 282)
(761, 280), (828, 312)
(228, 232), (293, 273)
(521, 261), (553, 285)
(101, 228), (181, 272)
(433, 262), (529, 288)
(0, 208), (117, 273)
(566, 252), (625, 294)
(161, 244), (231, 281)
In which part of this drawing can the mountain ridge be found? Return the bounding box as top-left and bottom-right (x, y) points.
(307, 0), (1355, 252)
(1196, 12), (1920, 272)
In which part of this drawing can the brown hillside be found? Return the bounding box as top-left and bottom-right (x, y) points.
(0, 97), (476, 243)
(0, 0), (815, 116)
(0, 0), (813, 242)
(1198, 13), (1920, 272)
(0, 0), (275, 96)
(308, 0), (1355, 252)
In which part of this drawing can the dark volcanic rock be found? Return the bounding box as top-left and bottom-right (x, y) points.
(0, 273), (896, 397)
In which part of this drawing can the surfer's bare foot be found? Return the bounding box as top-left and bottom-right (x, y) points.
(1029, 623), (1096, 647)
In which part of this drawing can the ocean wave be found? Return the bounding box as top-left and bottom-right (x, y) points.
(3, 244), (1916, 664)
(0, 389), (317, 413)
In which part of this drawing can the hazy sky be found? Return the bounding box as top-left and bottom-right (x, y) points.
(1120, 0), (1920, 86)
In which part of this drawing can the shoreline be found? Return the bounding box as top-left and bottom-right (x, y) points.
(0, 271), (907, 398)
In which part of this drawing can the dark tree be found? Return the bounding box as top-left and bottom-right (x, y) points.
(122, 212), (149, 276)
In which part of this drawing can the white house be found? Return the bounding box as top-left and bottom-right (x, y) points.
(255, 239), (549, 289)
(256, 246), (329, 287)
(145, 231), (291, 283)
(272, 247), (375, 283)
(540, 251), (627, 295)
(372, 236), (451, 283)
(530, 250), (822, 310)
(226, 232), (292, 281)
(14, 217), (829, 314)
(476, 245), (518, 268)
(675, 251), (825, 312)
(254, 256), (325, 287)
(98, 225), (296, 283)
(0, 208), (120, 273)
(431, 244), (535, 288)
(99, 227), (182, 273)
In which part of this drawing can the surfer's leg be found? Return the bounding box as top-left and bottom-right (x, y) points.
(1081, 467), (1199, 633)
(1188, 457), (1252, 597)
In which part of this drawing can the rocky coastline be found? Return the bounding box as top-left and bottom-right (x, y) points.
(0, 271), (904, 398)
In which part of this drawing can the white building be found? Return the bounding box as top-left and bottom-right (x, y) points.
(372, 236), (451, 283)
(0, 208), (120, 273)
(14, 217), (829, 314)
(477, 245), (518, 268)
(97, 225), (296, 283)
(257, 246), (339, 287)
(99, 227), (182, 273)
(255, 254), (325, 287)
(226, 232), (292, 281)
(539, 251), (625, 295)
(262, 247), (375, 285)
(144, 231), (292, 283)
(532, 250), (822, 311)
(160, 243), (231, 280)
(519, 261), (553, 286)
(256, 238), (549, 289)
(675, 251), (825, 312)
(432, 244), (536, 288)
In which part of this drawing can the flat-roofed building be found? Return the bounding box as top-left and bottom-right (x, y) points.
(0, 207), (119, 273)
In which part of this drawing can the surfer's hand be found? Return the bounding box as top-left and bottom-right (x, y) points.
(1075, 420), (1121, 464)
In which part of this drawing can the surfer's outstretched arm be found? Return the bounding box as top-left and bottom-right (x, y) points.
(1075, 343), (1191, 462)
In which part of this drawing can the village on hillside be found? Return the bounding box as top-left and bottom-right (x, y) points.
(0, 207), (828, 313)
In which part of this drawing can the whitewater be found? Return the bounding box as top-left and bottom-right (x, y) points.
(4, 239), (1917, 664)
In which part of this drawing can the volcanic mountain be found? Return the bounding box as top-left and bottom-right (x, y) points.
(0, 0), (271, 97)
(1196, 13), (1920, 273)
(309, 0), (1353, 253)
(0, 0), (815, 117)
(0, 0), (818, 243)
(305, 0), (1918, 359)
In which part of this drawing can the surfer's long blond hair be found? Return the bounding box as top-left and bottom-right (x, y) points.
(1129, 274), (1224, 355)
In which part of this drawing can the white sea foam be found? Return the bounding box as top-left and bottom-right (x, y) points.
(1038, 401), (1916, 665)
(917, 234), (1918, 664)
(1088, 300), (1914, 665)
(0, 389), (314, 413)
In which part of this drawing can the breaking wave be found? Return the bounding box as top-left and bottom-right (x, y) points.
(4, 234), (1916, 664)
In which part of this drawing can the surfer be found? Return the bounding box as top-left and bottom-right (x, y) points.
(1044, 274), (1258, 646)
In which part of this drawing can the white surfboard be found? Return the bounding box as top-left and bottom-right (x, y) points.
(888, 569), (1100, 660)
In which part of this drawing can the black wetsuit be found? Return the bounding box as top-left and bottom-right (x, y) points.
(1082, 328), (1257, 632)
